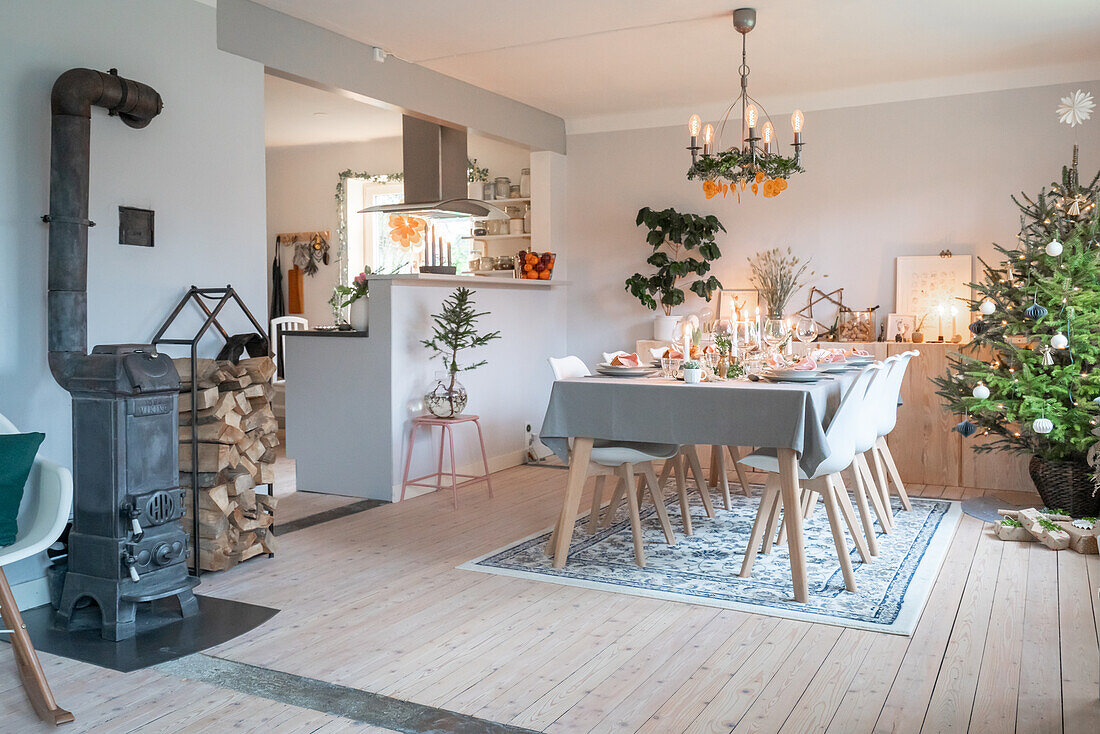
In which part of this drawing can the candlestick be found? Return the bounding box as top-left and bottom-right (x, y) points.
(446, 240), (452, 266)
(950, 306), (958, 339)
(936, 305), (945, 341)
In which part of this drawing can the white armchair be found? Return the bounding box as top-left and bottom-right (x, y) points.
(0, 412), (74, 725)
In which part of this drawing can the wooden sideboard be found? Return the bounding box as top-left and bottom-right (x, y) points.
(802, 342), (1033, 492)
(638, 338), (1034, 492)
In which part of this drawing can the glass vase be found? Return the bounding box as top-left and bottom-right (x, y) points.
(424, 371), (468, 418)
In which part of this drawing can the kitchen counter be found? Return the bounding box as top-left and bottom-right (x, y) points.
(284, 276), (567, 500)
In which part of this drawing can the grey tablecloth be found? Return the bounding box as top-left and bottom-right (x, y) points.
(541, 373), (857, 476)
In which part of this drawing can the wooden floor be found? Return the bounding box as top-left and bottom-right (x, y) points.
(2, 460), (1098, 733)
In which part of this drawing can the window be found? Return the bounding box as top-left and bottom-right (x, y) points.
(345, 178), (475, 281)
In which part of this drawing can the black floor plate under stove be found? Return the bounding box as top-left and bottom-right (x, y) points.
(13, 594), (278, 673)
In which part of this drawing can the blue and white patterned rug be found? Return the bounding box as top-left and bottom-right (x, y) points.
(459, 489), (961, 635)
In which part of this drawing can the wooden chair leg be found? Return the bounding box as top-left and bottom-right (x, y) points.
(827, 473), (871, 564)
(642, 462), (676, 545)
(445, 425), (459, 509)
(846, 463), (880, 557)
(818, 479), (858, 592)
(602, 479), (626, 528)
(741, 475), (780, 577)
(761, 479), (784, 555)
(857, 453), (893, 534)
(712, 446), (732, 510)
(777, 484), (807, 547)
(588, 474), (607, 534)
(619, 464), (646, 567)
(672, 454), (693, 535)
(802, 490), (818, 519)
(868, 448), (896, 526)
(877, 437), (912, 511)
(0, 569), (74, 726)
(683, 445), (716, 518)
(727, 445), (753, 496)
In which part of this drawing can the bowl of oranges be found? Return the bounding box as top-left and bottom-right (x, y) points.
(519, 250), (556, 280)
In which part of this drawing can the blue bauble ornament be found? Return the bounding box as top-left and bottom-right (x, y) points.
(953, 419), (978, 438)
(969, 320), (987, 335)
(1025, 302), (1048, 319)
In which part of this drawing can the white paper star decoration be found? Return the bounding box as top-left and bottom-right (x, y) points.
(1057, 89), (1094, 127)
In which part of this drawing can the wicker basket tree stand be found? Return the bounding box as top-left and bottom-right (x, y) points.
(1028, 455), (1100, 518)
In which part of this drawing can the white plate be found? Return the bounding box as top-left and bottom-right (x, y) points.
(845, 356), (873, 364)
(596, 365), (657, 377)
(821, 365), (857, 373)
(765, 371), (823, 382)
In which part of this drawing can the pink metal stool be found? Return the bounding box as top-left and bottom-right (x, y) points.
(400, 414), (493, 508)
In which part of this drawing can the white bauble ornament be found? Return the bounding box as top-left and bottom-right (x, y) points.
(971, 384), (990, 400)
(1051, 332), (1069, 349)
(978, 300), (996, 315)
(1032, 417), (1053, 434)
(1045, 239), (1063, 257)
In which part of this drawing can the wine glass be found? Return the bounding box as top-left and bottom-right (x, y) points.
(734, 319), (760, 359)
(795, 317), (817, 344)
(763, 318), (788, 359)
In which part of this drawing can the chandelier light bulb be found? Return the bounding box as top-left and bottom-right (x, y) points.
(790, 109), (804, 133)
(702, 123), (714, 154)
(762, 121), (774, 152)
(688, 114), (702, 139)
(745, 104), (758, 130)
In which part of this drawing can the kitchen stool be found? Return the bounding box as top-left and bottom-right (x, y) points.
(400, 415), (493, 508)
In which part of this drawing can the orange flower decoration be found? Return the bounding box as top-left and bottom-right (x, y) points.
(754, 171), (765, 184)
(702, 180), (721, 199)
(775, 178), (788, 191)
(388, 215), (425, 249)
(751, 182), (759, 195)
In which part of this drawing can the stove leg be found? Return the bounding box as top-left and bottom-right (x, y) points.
(100, 599), (137, 642)
(175, 588), (199, 618)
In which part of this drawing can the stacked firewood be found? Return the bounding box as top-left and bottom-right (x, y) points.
(175, 356), (280, 572)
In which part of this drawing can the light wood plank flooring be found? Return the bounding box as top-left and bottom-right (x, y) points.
(2, 461), (1098, 733)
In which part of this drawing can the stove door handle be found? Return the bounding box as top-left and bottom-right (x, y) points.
(130, 516), (143, 541)
(122, 552), (141, 583)
(128, 563), (140, 583)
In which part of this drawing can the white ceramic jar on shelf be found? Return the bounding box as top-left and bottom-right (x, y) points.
(519, 168), (531, 198)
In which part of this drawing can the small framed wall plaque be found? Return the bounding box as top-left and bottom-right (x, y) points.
(119, 206), (154, 247)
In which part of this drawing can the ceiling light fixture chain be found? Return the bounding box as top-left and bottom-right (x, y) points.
(685, 7), (805, 201)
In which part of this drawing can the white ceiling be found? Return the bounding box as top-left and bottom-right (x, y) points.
(264, 74), (403, 147)
(256, 0), (1100, 136)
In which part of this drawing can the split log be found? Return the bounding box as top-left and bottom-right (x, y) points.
(239, 357), (277, 383)
(218, 374), (253, 392)
(179, 387), (219, 412)
(179, 442), (232, 473)
(182, 422), (246, 444)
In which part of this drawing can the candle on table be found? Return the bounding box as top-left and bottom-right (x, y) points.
(936, 304), (944, 341)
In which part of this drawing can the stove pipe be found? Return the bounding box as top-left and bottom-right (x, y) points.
(47, 68), (162, 389)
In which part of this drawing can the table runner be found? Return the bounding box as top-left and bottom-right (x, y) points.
(541, 373), (857, 476)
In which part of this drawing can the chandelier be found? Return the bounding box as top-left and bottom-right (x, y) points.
(686, 8), (805, 200)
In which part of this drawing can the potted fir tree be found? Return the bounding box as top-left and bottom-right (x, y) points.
(933, 148), (1100, 517)
(625, 206), (724, 340)
(421, 287), (501, 418)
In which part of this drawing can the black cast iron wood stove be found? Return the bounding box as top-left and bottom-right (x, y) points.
(44, 68), (197, 640)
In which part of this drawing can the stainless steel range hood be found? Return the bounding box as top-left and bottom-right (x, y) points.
(359, 116), (508, 220)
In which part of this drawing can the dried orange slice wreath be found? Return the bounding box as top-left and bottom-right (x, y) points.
(702, 176), (786, 200)
(387, 215), (427, 248)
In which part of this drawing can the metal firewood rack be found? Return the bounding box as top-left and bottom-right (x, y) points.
(151, 285), (271, 577)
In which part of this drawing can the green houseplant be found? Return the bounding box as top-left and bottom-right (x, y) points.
(421, 288), (501, 417)
(625, 206), (725, 340)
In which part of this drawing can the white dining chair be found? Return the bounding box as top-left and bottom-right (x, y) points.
(869, 350), (918, 513)
(738, 365), (880, 593)
(798, 360), (895, 556)
(270, 315), (308, 385)
(546, 357), (677, 566)
(0, 413), (74, 725)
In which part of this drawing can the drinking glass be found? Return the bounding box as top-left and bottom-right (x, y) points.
(763, 318), (788, 359)
(734, 320), (760, 360)
(795, 317), (817, 344)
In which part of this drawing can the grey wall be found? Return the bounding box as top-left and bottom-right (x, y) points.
(0, 0), (267, 585)
(563, 81), (1100, 364)
(266, 134), (531, 326)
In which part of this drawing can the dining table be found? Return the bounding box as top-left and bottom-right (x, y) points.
(540, 368), (862, 603)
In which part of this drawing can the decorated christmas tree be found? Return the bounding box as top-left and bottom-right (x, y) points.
(934, 120), (1100, 514)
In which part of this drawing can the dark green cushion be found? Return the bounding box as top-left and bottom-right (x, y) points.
(0, 432), (45, 546)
